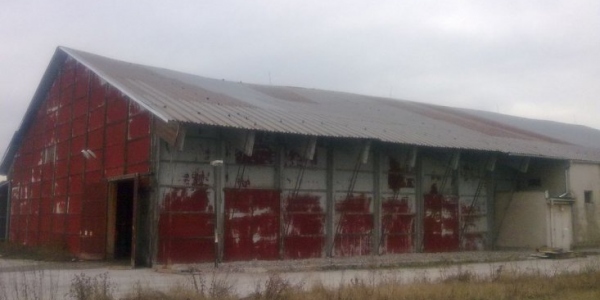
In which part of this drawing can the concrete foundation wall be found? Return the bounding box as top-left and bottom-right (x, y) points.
(570, 162), (600, 246)
(495, 191), (548, 249)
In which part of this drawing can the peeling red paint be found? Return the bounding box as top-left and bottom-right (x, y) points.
(423, 194), (459, 252)
(334, 194), (373, 256)
(163, 187), (213, 212)
(284, 194), (325, 259)
(381, 197), (414, 253)
(335, 194), (371, 213)
(158, 187), (214, 264)
(8, 59), (152, 259)
(224, 189), (280, 261)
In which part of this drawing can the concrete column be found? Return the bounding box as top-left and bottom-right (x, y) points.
(372, 147), (382, 255)
(326, 144), (335, 257)
(415, 153), (424, 252)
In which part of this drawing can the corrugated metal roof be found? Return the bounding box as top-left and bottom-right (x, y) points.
(3, 46), (600, 175)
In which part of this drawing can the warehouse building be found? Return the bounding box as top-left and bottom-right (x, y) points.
(2, 47), (600, 267)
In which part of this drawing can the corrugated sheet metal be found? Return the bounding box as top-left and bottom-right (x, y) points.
(5, 46), (600, 173)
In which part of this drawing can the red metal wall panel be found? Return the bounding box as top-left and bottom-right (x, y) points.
(283, 194), (325, 259)
(224, 188), (280, 261)
(381, 196), (415, 253)
(158, 187), (214, 264)
(334, 194), (373, 256)
(423, 194), (460, 252)
(8, 58), (153, 259)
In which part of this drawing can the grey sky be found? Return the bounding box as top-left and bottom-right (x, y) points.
(1, 0), (600, 161)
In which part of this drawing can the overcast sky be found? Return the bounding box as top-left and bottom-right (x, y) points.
(1, 0), (600, 164)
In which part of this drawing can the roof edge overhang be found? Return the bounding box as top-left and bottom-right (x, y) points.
(59, 47), (170, 122)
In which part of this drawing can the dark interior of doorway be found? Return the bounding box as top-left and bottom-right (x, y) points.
(114, 180), (134, 260)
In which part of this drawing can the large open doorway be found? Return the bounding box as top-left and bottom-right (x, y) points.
(107, 177), (149, 267)
(113, 180), (134, 259)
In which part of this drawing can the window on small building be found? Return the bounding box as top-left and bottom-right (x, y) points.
(584, 190), (593, 204)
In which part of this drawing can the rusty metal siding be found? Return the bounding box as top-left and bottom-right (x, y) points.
(7, 57), (152, 259)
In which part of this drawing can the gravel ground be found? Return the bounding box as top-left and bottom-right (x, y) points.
(0, 249), (598, 298)
(168, 250), (554, 273)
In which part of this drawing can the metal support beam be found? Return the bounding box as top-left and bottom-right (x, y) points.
(415, 152), (424, 252)
(326, 144), (335, 257)
(276, 146), (285, 259)
(214, 139), (226, 263)
(372, 147), (382, 255)
(224, 130), (255, 156)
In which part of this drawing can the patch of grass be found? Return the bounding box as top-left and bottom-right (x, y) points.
(0, 241), (74, 262)
(292, 266), (600, 300)
(119, 263), (600, 300)
(68, 272), (115, 300)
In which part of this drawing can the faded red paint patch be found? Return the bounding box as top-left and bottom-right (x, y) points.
(224, 189), (280, 261)
(334, 194), (373, 256)
(284, 194), (325, 259)
(381, 197), (415, 254)
(423, 194), (459, 252)
(163, 188), (212, 212)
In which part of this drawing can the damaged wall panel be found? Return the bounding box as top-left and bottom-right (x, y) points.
(422, 152), (460, 252)
(380, 155), (416, 254)
(224, 188), (280, 261)
(157, 131), (220, 264)
(333, 143), (374, 256)
(458, 156), (489, 251)
(282, 146), (327, 259)
(222, 132), (280, 261)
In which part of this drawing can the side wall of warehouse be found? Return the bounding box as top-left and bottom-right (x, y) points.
(156, 125), (498, 264)
(7, 57), (152, 259)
